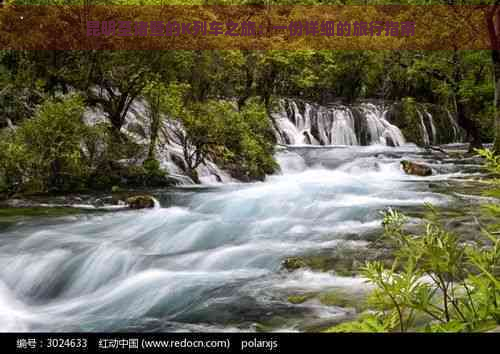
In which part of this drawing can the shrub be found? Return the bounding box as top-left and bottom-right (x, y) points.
(0, 94), (96, 193)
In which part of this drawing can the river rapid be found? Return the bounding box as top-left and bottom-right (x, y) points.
(0, 144), (485, 332)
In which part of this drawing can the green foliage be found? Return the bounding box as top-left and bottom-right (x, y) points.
(0, 94), (93, 193)
(327, 201), (500, 332)
(142, 80), (190, 160)
(143, 158), (167, 181)
(177, 100), (277, 182)
(325, 313), (391, 333)
(477, 148), (500, 176)
(400, 97), (425, 146)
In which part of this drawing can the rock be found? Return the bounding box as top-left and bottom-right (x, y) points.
(401, 160), (432, 176)
(111, 185), (122, 193)
(317, 290), (368, 312)
(281, 256), (308, 271)
(126, 195), (156, 209)
(303, 131), (313, 144)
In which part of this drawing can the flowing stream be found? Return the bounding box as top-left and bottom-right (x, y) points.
(0, 144), (484, 332)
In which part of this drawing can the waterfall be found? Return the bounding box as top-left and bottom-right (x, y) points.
(84, 100), (234, 185)
(418, 106), (462, 146)
(447, 110), (461, 143)
(425, 111), (437, 144)
(417, 110), (431, 146)
(274, 99), (463, 147)
(274, 99), (405, 147)
(359, 103), (405, 146)
(330, 108), (358, 145)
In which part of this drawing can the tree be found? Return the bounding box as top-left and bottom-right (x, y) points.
(142, 81), (189, 161)
(172, 101), (228, 183)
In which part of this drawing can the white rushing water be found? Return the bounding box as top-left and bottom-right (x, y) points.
(0, 144), (471, 332)
(273, 99), (462, 148)
(273, 100), (406, 147)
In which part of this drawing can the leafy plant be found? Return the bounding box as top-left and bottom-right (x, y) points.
(0, 94), (95, 193)
(327, 202), (500, 332)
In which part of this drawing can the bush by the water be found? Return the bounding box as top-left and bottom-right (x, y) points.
(0, 95), (95, 194)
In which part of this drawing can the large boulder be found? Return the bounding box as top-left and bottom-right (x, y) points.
(126, 195), (156, 209)
(401, 160), (432, 176)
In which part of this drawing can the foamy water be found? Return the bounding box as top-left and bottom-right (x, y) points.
(0, 144), (473, 332)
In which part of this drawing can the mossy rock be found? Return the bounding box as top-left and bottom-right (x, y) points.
(0, 206), (95, 231)
(287, 293), (317, 304)
(0, 206), (88, 219)
(255, 316), (294, 332)
(281, 246), (393, 276)
(386, 99), (424, 146)
(126, 195), (156, 209)
(281, 256), (308, 271)
(286, 290), (368, 311)
(401, 160), (432, 176)
(111, 185), (122, 193)
(318, 291), (368, 312)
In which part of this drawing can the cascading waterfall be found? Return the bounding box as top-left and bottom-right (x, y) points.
(447, 110), (461, 143)
(417, 110), (431, 146)
(330, 109), (358, 145)
(273, 99), (461, 147)
(359, 103), (406, 146)
(273, 99), (405, 147)
(425, 111), (437, 144)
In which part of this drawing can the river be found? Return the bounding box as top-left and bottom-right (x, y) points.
(0, 144), (485, 332)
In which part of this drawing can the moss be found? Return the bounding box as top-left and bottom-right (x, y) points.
(0, 207), (96, 231)
(286, 290), (368, 311)
(401, 98), (425, 146)
(111, 185), (122, 193)
(282, 247), (394, 276)
(318, 291), (368, 312)
(0, 207), (87, 219)
(254, 316), (291, 332)
(287, 293), (316, 304)
(282, 256), (308, 271)
(425, 104), (461, 144)
(386, 98), (424, 146)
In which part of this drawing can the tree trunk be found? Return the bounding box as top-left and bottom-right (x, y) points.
(493, 49), (500, 153)
(456, 99), (483, 152)
(147, 96), (161, 161)
(487, 4), (500, 153)
(452, 51), (483, 152)
(186, 168), (200, 184)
